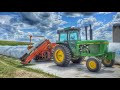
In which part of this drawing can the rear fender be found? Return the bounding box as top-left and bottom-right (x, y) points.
(105, 52), (115, 60)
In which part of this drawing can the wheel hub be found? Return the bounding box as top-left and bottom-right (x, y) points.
(104, 59), (111, 64)
(89, 61), (96, 69)
(55, 49), (64, 62)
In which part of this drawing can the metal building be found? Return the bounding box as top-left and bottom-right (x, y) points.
(113, 23), (120, 42)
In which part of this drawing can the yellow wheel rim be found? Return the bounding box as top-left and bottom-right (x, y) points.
(89, 61), (96, 69)
(55, 49), (64, 63)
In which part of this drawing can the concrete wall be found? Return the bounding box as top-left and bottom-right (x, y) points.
(110, 24), (120, 64)
(113, 24), (120, 42)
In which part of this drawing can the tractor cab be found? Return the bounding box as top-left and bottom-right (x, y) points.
(57, 27), (81, 55)
(57, 27), (80, 43)
(57, 25), (93, 43)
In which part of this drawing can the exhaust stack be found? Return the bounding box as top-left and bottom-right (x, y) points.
(85, 26), (88, 40)
(89, 24), (93, 40)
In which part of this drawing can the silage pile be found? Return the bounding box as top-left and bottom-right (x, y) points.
(0, 39), (45, 59)
(0, 42), (120, 64)
(0, 45), (28, 59)
(109, 43), (120, 64)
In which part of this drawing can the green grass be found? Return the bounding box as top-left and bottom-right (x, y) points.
(0, 55), (58, 78)
(0, 40), (33, 46)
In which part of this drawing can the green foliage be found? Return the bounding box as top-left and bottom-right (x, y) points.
(0, 55), (58, 78)
(0, 40), (33, 46)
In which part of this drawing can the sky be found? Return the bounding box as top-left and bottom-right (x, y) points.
(0, 12), (120, 43)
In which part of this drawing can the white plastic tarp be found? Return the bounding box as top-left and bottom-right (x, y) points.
(0, 41), (120, 64)
(109, 43), (120, 64)
(0, 39), (45, 59)
(0, 46), (27, 59)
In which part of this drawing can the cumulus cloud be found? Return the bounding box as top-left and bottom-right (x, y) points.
(77, 16), (96, 26)
(95, 12), (120, 41)
(77, 16), (113, 41)
(0, 15), (26, 35)
(19, 12), (67, 42)
(98, 12), (112, 14)
(94, 23), (113, 41)
(0, 15), (13, 25)
(0, 12), (67, 42)
(93, 18), (116, 41)
(0, 12), (118, 42)
(0, 14), (32, 41)
(113, 12), (120, 23)
(20, 12), (67, 32)
(77, 16), (103, 28)
(0, 15), (21, 40)
(63, 12), (95, 17)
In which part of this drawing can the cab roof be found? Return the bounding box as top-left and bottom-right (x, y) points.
(57, 27), (80, 34)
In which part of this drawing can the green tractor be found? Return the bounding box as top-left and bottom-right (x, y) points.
(53, 25), (115, 72)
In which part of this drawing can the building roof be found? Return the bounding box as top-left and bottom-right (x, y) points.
(113, 23), (120, 27)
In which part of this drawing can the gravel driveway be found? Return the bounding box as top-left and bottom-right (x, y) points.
(27, 60), (120, 78)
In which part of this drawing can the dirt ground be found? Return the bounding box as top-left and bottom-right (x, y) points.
(26, 60), (120, 78)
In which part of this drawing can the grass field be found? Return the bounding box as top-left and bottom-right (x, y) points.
(0, 40), (33, 46)
(0, 55), (58, 78)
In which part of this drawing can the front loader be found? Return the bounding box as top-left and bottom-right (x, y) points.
(53, 25), (115, 72)
(20, 35), (57, 65)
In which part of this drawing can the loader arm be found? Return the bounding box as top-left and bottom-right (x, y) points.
(20, 39), (52, 65)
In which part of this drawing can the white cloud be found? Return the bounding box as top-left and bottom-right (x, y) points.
(77, 16), (102, 28)
(94, 12), (120, 41)
(93, 22), (103, 28)
(77, 16), (96, 26)
(0, 12), (117, 42)
(98, 12), (112, 14)
(12, 22), (34, 30)
(64, 12), (82, 17)
(93, 21), (114, 41)
(113, 12), (120, 23)
(0, 12), (67, 42)
(0, 15), (13, 25)
(63, 12), (95, 17)
(21, 12), (67, 33)
(77, 16), (113, 41)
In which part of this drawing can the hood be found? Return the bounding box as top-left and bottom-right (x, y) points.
(77, 40), (109, 45)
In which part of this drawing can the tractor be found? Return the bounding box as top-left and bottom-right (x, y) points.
(53, 25), (115, 72)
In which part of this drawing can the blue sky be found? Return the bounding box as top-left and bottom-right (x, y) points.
(0, 12), (119, 42)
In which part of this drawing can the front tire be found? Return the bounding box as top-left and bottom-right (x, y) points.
(53, 45), (71, 67)
(86, 58), (101, 72)
(102, 59), (115, 67)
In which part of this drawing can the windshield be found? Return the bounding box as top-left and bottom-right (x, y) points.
(69, 32), (78, 40)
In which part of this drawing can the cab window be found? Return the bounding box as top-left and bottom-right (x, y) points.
(60, 33), (67, 42)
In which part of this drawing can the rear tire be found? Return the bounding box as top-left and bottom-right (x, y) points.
(53, 45), (71, 67)
(86, 58), (101, 72)
(102, 59), (115, 67)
